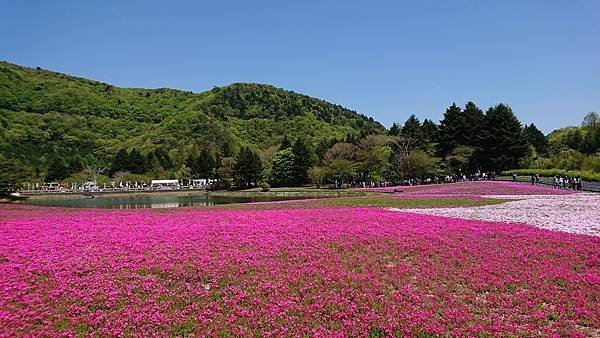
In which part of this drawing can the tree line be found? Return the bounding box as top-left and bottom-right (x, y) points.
(3, 103), (599, 191)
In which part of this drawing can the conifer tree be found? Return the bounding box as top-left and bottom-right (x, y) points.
(197, 149), (216, 178)
(523, 123), (548, 155)
(437, 103), (463, 158)
(154, 147), (173, 170)
(388, 123), (401, 136)
(290, 138), (316, 185)
(110, 148), (130, 176)
(127, 148), (146, 174)
(232, 147), (262, 188)
(46, 156), (69, 181)
(401, 115), (422, 140)
(146, 152), (164, 177)
(421, 119), (438, 143)
(479, 104), (529, 170)
(462, 102), (485, 143)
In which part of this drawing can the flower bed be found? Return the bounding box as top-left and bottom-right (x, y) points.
(1, 205), (598, 336)
(404, 193), (600, 236)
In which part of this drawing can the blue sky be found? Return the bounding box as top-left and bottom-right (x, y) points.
(1, 0), (599, 133)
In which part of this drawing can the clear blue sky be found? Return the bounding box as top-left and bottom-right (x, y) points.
(1, 0), (599, 133)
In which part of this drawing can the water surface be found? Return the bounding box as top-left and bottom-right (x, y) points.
(20, 194), (308, 209)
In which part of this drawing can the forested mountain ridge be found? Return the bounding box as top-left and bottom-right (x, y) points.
(0, 61), (383, 177)
(0, 61), (382, 128)
(2, 61), (597, 187)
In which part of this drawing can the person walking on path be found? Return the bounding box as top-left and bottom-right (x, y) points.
(531, 175), (535, 185)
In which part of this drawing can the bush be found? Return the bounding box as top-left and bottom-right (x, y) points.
(208, 179), (231, 191)
(259, 181), (270, 192)
(502, 169), (600, 182)
(582, 155), (600, 173)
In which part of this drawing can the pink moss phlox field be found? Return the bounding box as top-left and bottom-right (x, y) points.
(405, 193), (600, 237)
(364, 181), (574, 196)
(1, 204), (599, 337)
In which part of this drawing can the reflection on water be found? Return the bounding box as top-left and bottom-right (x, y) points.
(21, 194), (308, 209)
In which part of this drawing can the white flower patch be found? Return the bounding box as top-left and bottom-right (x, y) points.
(400, 193), (600, 236)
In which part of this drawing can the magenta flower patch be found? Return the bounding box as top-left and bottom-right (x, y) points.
(1, 204), (598, 336)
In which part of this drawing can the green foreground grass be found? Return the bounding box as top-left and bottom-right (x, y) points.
(204, 194), (508, 211)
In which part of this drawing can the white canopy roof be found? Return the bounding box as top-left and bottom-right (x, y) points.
(151, 179), (179, 184)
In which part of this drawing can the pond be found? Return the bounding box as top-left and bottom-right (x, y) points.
(18, 194), (311, 209)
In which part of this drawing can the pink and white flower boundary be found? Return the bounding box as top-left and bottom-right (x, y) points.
(399, 193), (600, 236)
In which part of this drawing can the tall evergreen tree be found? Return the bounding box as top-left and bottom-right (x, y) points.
(401, 115), (422, 141)
(198, 149), (216, 178)
(110, 148), (130, 176)
(523, 123), (548, 155)
(232, 147), (262, 188)
(437, 103), (463, 158)
(290, 138), (316, 185)
(420, 118), (439, 151)
(437, 102), (485, 165)
(479, 104), (529, 170)
(127, 148), (146, 174)
(186, 149), (216, 178)
(462, 102), (485, 137)
(145, 152), (164, 177)
(154, 147), (173, 170)
(388, 123), (401, 136)
(46, 156), (69, 181)
(461, 102), (486, 168)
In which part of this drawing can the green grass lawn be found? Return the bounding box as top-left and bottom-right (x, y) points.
(207, 194), (508, 211)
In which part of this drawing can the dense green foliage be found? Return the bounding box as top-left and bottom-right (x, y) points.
(232, 147), (262, 188)
(502, 169), (600, 182)
(518, 112), (600, 179)
(0, 61), (383, 184)
(2, 61), (599, 187)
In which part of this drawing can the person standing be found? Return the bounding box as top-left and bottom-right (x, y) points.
(559, 176), (564, 188)
(531, 175), (535, 185)
(513, 173), (517, 182)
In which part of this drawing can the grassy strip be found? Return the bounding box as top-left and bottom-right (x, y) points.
(204, 195), (508, 211)
(502, 169), (600, 181)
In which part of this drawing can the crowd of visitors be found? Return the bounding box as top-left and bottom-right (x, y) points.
(356, 170), (498, 188)
(514, 173), (583, 190)
(551, 176), (583, 190)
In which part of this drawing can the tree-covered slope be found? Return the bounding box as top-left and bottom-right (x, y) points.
(0, 61), (383, 174)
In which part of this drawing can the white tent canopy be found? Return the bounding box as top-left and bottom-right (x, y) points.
(151, 179), (179, 186)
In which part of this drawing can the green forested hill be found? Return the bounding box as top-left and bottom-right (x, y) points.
(0, 61), (383, 176)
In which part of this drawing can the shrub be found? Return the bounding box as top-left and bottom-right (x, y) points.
(502, 169), (600, 182)
(259, 181), (270, 192)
